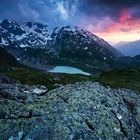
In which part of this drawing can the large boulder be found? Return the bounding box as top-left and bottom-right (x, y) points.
(0, 82), (140, 140)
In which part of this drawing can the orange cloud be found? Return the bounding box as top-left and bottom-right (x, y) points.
(119, 10), (131, 22)
(105, 10), (140, 33)
(87, 10), (140, 44)
(91, 10), (140, 44)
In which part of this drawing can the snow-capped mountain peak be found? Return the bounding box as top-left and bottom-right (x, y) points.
(0, 19), (122, 62)
(48, 25), (122, 60)
(0, 20), (51, 48)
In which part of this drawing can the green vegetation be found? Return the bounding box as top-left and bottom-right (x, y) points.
(1, 67), (96, 90)
(99, 68), (140, 92)
(1, 46), (140, 92)
(0, 46), (97, 90)
(1, 64), (140, 92)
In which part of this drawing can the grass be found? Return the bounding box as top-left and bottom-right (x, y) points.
(99, 67), (140, 92)
(1, 62), (140, 92)
(1, 46), (140, 92)
(0, 67), (97, 90)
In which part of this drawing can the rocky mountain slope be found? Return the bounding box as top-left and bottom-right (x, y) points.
(0, 19), (50, 48)
(48, 26), (122, 61)
(118, 55), (140, 67)
(0, 77), (140, 140)
(99, 67), (140, 92)
(0, 46), (96, 90)
(0, 19), (123, 73)
(0, 46), (20, 68)
(115, 40), (140, 56)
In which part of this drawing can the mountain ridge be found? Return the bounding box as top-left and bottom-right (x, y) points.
(0, 19), (123, 74)
(115, 39), (140, 56)
(0, 46), (20, 68)
(0, 19), (122, 58)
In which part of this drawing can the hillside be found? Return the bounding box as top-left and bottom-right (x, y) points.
(0, 20), (123, 74)
(99, 67), (140, 92)
(0, 46), (20, 68)
(0, 47), (96, 90)
(115, 40), (140, 56)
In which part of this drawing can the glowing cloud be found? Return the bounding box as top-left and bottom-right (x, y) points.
(0, 0), (140, 44)
(87, 10), (140, 44)
(57, 2), (69, 20)
(105, 10), (140, 33)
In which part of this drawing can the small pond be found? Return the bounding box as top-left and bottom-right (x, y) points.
(48, 66), (91, 76)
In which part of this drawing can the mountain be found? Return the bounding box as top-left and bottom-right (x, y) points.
(115, 40), (140, 56)
(0, 19), (123, 73)
(118, 55), (140, 65)
(99, 67), (140, 92)
(0, 19), (51, 48)
(48, 26), (122, 61)
(0, 46), (20, 68)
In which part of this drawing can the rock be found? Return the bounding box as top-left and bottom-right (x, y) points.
(0, 107), (7, 118)
(31, 85), (48, 96)
(0, 81), (48, 102)
(54, 83), (64, 88)
(8, 130), (24, 140)
(0, 81), (140, 140)
(0, 74), (18, 84)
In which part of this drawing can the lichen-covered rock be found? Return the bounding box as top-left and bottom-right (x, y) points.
(0, 74), (17, 84)
(0, 83), (48, 102)
(0, 81), (140, 140)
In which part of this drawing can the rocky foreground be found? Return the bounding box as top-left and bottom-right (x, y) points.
(0, 75), (140, 140)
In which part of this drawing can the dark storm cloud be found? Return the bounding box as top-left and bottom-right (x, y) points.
(80, 0), (140, 21)
(0, 0), (22, 20)
(0, 0), (42, 23)
(0, 0), (80, 26)
(0, 0), (140, 27)
(84, 0), (140, 6)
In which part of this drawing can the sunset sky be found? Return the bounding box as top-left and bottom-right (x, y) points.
(0, 0), (140, 45)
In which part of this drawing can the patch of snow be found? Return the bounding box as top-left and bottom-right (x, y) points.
(1, 38), (6, 45)
(8, 136), (14, 140)
(114, 127), (121, 133)
(18, 131), (24, 139)
(89, 52), (92, 56)
(23, 90), (30, 94)
(104, 57), (106, 60)
(84, 47), (88, 50)
(117, 114), (123, 120)
(32, 88), (47, 95)
(20, 44), (27, 48)
(17, 58), (21, 61)
(15, 33), (27, 40)
(93, 37), (98, 41)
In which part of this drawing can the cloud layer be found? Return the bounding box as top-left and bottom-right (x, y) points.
(0, 0), (140, 43)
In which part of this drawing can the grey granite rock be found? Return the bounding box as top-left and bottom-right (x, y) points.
(0, 81), (140, 140)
